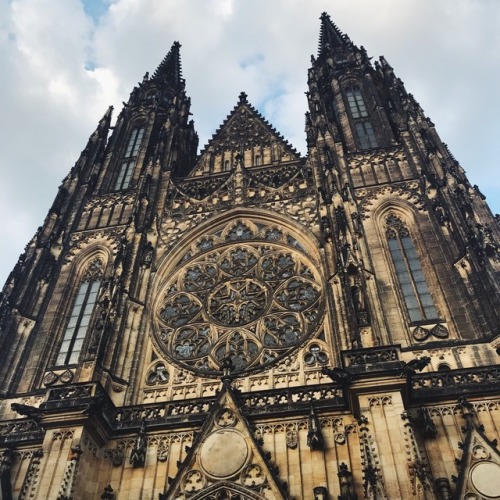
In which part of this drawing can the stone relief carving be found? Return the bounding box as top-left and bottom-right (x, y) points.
(356, 180), (425, 219)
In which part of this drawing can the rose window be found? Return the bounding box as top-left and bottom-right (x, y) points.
(153, 242), (324, 375)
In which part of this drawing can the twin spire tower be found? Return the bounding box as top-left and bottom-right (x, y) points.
(0, 13), (499, 500)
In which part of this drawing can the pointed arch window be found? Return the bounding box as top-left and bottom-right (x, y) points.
(355, 122), (377, 149)
(386, 215), (438, 323)
(114, 126), (145, 190)
(345, 86), (378, 149)
(56, 259), (103, 365)
(346, 88), (368, 118)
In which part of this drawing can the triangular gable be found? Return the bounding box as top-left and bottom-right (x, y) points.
(454, 409), (500, 499)
(163, 379), (288, 499)
(188, 92), (301, 178)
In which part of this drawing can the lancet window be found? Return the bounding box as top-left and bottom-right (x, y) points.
(114, 126), (145, 190)
(346, 88), (367, 118)
(386, 215), (438, 323)
(55, 258), (103, 365)
(345, 87), (378, 149)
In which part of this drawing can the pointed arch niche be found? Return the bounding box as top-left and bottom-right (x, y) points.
(369, 203), (452, 346)
(385, 214), (438, 323)
(149, 209), (332, 380)
(47, 245), (112, 374)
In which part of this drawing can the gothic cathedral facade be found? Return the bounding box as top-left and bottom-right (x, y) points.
(1, 13), (500, 500)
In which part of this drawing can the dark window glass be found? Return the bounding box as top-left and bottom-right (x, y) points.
(346, 89), (368, 118)
(386, 216), (438, 323)
(356, 121), (378, 149)
(115, 126), (144, 190)
(346, 87), (378, 149)
(56, 279), (101, 365)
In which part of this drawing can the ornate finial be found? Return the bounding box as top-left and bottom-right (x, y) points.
(238, 91), (248, 104)
(307, 403), (324, 450)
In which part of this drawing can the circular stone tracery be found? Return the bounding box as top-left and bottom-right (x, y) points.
(154, 241), (324, 376)
(207, 278), (270, 326)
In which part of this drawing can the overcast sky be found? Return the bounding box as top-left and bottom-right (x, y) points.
(1, 0), (499, 287)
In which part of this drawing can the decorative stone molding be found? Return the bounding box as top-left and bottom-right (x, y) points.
(356, 181), (425, 219)
(358, 415), (388, 498)
(105, 432), (193, 466)
(401, 411), (434, 495)
(0, 419), (44, 446)
(64, 231), (120, 264)
(82, 192), (135, 211)
(348, 146), (407, 171)
(342, 346), (400, 368)
(18, 449), (43, 500)
(411, 366), (500, 400)
(52, 430), (75, 442)
(56, 445), (82, 499)
(368, 395), (393, 407)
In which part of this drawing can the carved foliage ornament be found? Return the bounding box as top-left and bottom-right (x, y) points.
(153, 236), (324, 376)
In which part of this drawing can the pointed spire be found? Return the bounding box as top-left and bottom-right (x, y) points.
(96, 105), (113, 138)
(152, 41), (184, 89)
(318, 12), (349, 55)
(71, 105), (113, 177)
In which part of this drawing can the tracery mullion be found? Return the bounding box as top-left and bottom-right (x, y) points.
(156, 231), (324, 375)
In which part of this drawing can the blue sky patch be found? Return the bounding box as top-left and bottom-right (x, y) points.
(239, 53), (265, 70)
(81, 0), (110, 24)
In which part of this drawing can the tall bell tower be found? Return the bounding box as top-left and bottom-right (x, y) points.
(1, 13), (499, 500)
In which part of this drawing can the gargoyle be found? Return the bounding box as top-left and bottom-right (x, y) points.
(11, 403), (42, 420)
(321, 366), (351, 385)
(401, 356), (431, 377)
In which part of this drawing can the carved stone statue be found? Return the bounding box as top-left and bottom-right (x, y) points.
(307, 404), (324, 450)
(338, 462), (357, 500)
(141, 241), (154, 267)
(130, 420), (147, 468)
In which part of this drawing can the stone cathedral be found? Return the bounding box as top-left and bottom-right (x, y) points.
(1, 12), (500, 500)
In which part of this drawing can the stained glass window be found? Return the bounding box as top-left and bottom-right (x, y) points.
(356, 121), (378, 149)
(56, 259), (103, 366)
(56, 279), (101, 365)
(346, 87), (378, 149)
(346, 88), (368, 118)
(386, 215), (438, 323)
(114, 126), (144, 190)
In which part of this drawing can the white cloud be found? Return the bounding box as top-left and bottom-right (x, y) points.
(1, 0), (499, 286)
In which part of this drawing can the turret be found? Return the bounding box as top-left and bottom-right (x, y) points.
(306, 12), (500, 351)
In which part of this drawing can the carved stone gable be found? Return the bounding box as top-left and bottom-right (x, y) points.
(164, 382), (288, 499)
(454, 414), (500, 500)
(188, 97), (300, 178)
